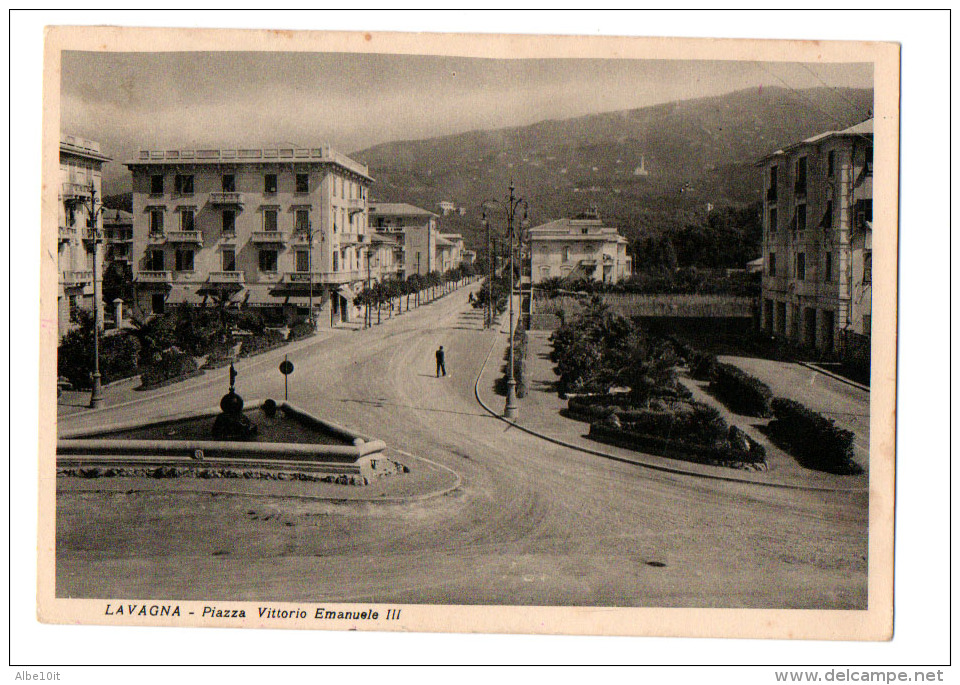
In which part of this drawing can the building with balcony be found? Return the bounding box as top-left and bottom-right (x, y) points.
(438, 233), (465, 273)
(58, 134), (111, 337)
(758, 119), (873, 354)
(368, 202), (441, 278)
(102, 208), (133, 269)
(126, 145), (372, 325)
(528, 210), (632, 285)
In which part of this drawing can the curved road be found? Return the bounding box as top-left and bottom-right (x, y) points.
(57, 285), (867, 608)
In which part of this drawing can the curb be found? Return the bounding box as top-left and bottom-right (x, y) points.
(473, 335), (866, 494)
(797, 361), (870, 393)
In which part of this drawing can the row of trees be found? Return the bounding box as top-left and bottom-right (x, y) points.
(353, 263), (478, 324)
(537, 268), (760, 298)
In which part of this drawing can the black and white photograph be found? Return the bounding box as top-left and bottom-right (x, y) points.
(31, 18), (905, 652)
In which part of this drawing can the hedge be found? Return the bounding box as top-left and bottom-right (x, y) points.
(768, 398), (861, 474)
(589, 421), (766, 467)
(58, 329), (142, 389)
(710, 363), (774, 417)
(287, 321), (316, 341)
(497, 328), (529, 398)
(139, 348), (200, 389)
(239, 329), (287, 358)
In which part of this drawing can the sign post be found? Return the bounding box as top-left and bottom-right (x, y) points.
(279, 356), (294, 401)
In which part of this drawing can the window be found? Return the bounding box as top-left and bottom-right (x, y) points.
(222, 249), (236, 272)
(769, 207), (778, 233)
(296, 173), (309, 194)
(827, 150), (835, 177)
(824, 252), (833, 282)
(767, 165), (778, 202)
(151, 174), (164, 195)
(264, 173), (277, 194)
(864, 145), (873, 174)
(174, 174), (194, 195)
(149, 208), (164, 235)
(175, 249), (194, 272)
(821, 200), (833, 229)
(540, 266), (551, 278)
(295, 209), (310, 233)
(768, 252), (776, 276)
(147, 249), (164, 271)
(259, 249), (278, 272)
(222, 209), (235, 235)
(862, 314), (871, 337)
(796, 253), (806, 280)
(180, 209), (195, 232)
(296, 251), (310, 272)
(263, 208), (278, 232)
(221, 174), (235, 192)
(795, 157), (807, 194)
(562, 246), (571, 263)
(863, 251), (872, 285)
(796, 204), (806, 231)
(151, 293), (165, 315)
(332, 251), (339, 272)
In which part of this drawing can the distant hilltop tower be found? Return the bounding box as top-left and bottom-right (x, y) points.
(633, 155), (649, 177)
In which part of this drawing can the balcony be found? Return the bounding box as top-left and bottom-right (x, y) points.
(290, 231), (315, 244)
(61, 270), (93, 286)
(166, 230), (203, 244)
(338, 233), (368, 246)
(283, 272), (320, 284)
(58, 226), (75, 243)
(209, 271), (245, 285)
(147, 232), (167, 244)
(346, 197), (366, 213)
(61, 182), (92, 202)
(251, 231), (287, 245)
(209, 192), (244, 206)
(136, 270), (172, 285)
(318, 269), (364, 284)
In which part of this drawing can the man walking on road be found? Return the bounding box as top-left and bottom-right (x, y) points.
(436, 345), (447, 377)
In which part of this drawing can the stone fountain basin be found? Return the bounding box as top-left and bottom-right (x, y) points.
(57, 400), (390, 479)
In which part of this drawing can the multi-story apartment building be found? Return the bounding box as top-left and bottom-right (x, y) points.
(528, 210), (632, 284)
(58, 134), (111, 337)
(102, 208), (133, 271)
(758, 119), (873, 354)
(368, 202), (440, 278)
(438, 233), (465, 273)
(126, 145), (372, 326)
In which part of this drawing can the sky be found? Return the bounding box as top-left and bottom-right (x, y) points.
(60, 51), (873, 193)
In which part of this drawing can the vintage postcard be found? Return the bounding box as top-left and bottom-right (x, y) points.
(40, 25), (899, 640)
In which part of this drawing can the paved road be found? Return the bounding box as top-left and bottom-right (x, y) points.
(56, 286), (868, 608)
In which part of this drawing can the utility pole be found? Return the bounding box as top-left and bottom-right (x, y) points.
(82, 185), (105, 408)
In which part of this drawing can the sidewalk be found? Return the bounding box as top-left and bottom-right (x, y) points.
(477, 329), (869, 491)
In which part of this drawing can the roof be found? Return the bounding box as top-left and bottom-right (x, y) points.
(757, 118), (874, 165)
(529, 217), (627, 243)
(435, 235), (456, 247)
(60, 134), (112, 163)
(102, 209), (133, 224)
(368, 202), (437, 219)
(126, 145), (371, 181)
(439, 233), (463, 241)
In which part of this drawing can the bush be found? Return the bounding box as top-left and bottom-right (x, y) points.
(768, 398), (861, 474)
(239, 329), (286, 358)
(287, 320), (316, 341)
(710, 363), (774, 417)
(203, 342), (238, 370)
(688, 350), (718, 381)
(140, 348), (199, 389)
(615, 401), (728, 447)
(58, 317), (142, 389)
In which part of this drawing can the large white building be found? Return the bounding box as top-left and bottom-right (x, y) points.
(126, 145), (372, 326)
(758, 119), (873, 353)
(58, 134), (111, 337)
(528, 210), (632, 284)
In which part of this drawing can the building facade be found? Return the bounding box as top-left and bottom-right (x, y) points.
(58, 134), (111, 337)
(528, 211), (632, 284)
(126, 145), (372, 326)
(368, 202), (440, 278)
(758, 119), (873, 354)
(102, 208), (133, 270)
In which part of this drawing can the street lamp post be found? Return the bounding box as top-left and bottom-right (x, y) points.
(80, 184), (105, 408)
(484, 182), (528, 419)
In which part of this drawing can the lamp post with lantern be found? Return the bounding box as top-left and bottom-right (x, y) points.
(79, 184), (106, 408)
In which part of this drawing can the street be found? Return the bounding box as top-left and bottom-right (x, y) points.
(56, 284), (868, 608)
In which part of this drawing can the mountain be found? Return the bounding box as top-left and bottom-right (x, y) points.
(352, 86), (873, 249)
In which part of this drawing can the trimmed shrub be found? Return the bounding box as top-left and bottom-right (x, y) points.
(239, 329), (286, 358)
(140, 348), (199, 389)
(58, 324), (142, 389)
(287, 321), (316, 341)
(768, 398), (861, 474)
(616, 401), (728, 447)
(688, 350), (718, 381)
(710, 363), (773, 417)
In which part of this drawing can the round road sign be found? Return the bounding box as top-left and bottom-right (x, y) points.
(279, 360), (294, 375)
